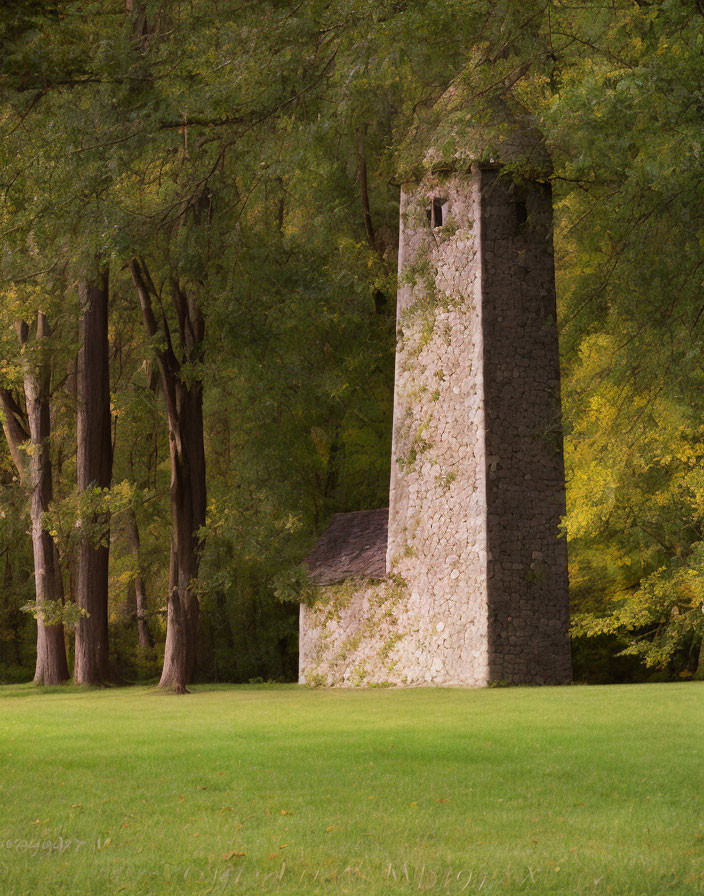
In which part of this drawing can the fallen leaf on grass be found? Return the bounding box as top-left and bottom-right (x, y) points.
(326, 826), (337, 833)
(279, 844), (288, 849)
(222, 851), (245, 861)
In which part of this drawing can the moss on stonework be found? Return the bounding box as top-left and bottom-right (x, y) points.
(438, 218), (460, 238)
(404, 383), (429, 405)
(417, 315), (436, 352)
(396, 416), (434, 472)
(350, 663), (368, 686)
(380, 631), (404, 660)
(401, 253), (438, 309)
(316, 578), (368, 613)
(435, 470), (458, 491)
(303, 573), (410, 686)
(306, 673), (327, 688)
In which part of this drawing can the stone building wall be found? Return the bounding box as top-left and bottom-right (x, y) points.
(480, 170), (571, 683)
(299, 164), (571, 687)
(384, 169), (492, 685)
(299, 577), (414, 686)
(300, 169), (491, 686)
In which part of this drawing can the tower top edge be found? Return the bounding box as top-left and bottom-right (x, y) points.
(397, 89), (553, 185)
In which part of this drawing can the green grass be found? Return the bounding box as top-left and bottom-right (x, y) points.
(0, 683), (702, 895)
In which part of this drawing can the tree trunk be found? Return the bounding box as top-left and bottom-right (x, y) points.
(0, 386), (30, 480)
(355, 126), (378, 255)
(1, 316), (70, 685)
(24, 313), (70, 685)
(125, 507), (153, 648)
(129, 259), (206, 693)
(158, 383), (205, 691)
(74, 271), (113, 686)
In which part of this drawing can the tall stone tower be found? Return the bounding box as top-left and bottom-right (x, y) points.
(299, 111), (571, 687)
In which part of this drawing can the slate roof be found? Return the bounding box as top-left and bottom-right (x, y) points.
(306, 508), (389, 586)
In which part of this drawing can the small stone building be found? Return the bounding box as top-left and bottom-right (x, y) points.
(299, 101), (572, 687)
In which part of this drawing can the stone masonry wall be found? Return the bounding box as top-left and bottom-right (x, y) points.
(480, 170), (571, 683)
(298, 576), (415, 686)
(301, 169), (491, 686)
(299, 165), (571, 687)
(383, 169), (492, 685)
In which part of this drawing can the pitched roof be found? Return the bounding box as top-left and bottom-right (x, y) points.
(306, 508), (389, 586)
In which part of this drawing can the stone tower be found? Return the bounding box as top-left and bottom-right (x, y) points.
(299, 111), (571, 687)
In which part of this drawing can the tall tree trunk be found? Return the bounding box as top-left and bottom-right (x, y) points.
(74, 271), (113, 686)
(0, 316), (69, 685)
(125, 507), (153, 648)
(24, 314), (70, 685)
(129, 259), (206, 693)
(159, 384), (205, 690)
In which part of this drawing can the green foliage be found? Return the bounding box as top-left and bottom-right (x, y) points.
(45, 481), (135, 555)
(1, 0), (704, 683)
(20, 598), (86, 628)
(108, 624), (163, 684)
(273, 566), (320, 609)
(546, 3), (704, 678)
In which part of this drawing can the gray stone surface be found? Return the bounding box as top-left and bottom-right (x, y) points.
(299, 161), (571, 687)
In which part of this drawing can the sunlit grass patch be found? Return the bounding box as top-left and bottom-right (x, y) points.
(0, 682), (702, 895)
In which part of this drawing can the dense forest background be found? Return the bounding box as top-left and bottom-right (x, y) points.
(0, 0), (703, 687)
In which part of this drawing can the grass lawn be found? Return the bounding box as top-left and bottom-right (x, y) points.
(0, 682), (702, 895)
